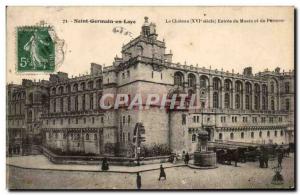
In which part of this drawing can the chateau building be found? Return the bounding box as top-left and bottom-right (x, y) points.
(7, 17), (294, 157)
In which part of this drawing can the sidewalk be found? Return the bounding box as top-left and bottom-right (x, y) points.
(7, 155), (186, 173)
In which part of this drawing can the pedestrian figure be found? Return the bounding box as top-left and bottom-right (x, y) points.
(158, 164), (166, 181)
(173, 153), (177, 164)
(136, 172), (141, 189)
(278, 149), (284, 168)
(259, 150), (264, 168)
(101, 157), (109, 171)
(184, 152), (190, 165)
(233, 149), (239, 167)
(263, 149), (269, 168)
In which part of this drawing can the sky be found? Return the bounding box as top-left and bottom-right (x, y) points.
(6, 6), (294, 84)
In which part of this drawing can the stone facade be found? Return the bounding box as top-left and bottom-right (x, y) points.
(7, 17), (294, 157)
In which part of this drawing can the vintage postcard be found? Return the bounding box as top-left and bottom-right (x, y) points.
(6, 6), (295, 190)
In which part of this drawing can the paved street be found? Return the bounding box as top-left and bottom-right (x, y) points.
(7, 155), (294, 190)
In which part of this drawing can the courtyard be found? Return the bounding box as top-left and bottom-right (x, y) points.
(7, 154), (294, 190)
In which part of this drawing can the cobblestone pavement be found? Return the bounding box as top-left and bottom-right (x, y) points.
(7, 155), (294, 190)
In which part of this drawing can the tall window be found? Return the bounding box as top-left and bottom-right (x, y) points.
(224, 93), (230, 108)
(235, 94), (240, 109)
(59, 86), (63, 94)
(285, 82), (290, 93)
(82, 94), (85, 110)
(66, 85), (71, 93)
(192, 134), (196, 142)
(262, 85), (268, 110)
(80, 82), (85, 91)
(53, 99), (56, 112)
(73, 84), (78, 92)
(60, 98), (64, 112)
(219, 133), (223, 140)
(200, 76), (208, 88)
(230, 133), (234, 140)
(90, 94), (93, 110)
(213, 92), (219, 108)
(67, 96), (71, 111)
(96, 79), (102, 89)
(286, 98), (290, 111)
(241, 132), (244, 139)
(75, 95), (78, 111)
(188, 74), (196, 88)
(213, 78), (220, 90)
(174, 72), (184, 87)
(271, 98), (275, 111)
(245, 95), (250, 110)
(88, 81), (93, 90)
(270, 81), (274, 93)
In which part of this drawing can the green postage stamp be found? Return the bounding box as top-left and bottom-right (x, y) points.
(17, 22), (64, 72)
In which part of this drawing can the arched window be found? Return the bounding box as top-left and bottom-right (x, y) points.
(267, 131), (270, 137)
(58, 86), (63, 94)
(213, 92), (219, 108)
(224, 80), (231, 91)
(200, 76), (208, 88)
(192, 134), (196, 142)
(230, 133), (234, 140)
(251, 132), (254, 138)
(66, 85), (71, 93)
(88, 81), (93, 90)
(219, 133), (223, 140)
(235, 81), (242, 93)
(280, 130), (284, 136)
(174, 72), (184, 87)
(274, 131), (277, 137)
(187, 74), (196, 88)
(224, 93), (230, 108)
(213, 78), (220, 90)
(241, 132), (244, 139)
(94, 133), (98, 140)
(73, 84), (78, 92)
(86, 133), (89, 140)
(259, 131), (262, 138)
(80, 82), (85, 91)
(96, 79), (102, 89)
